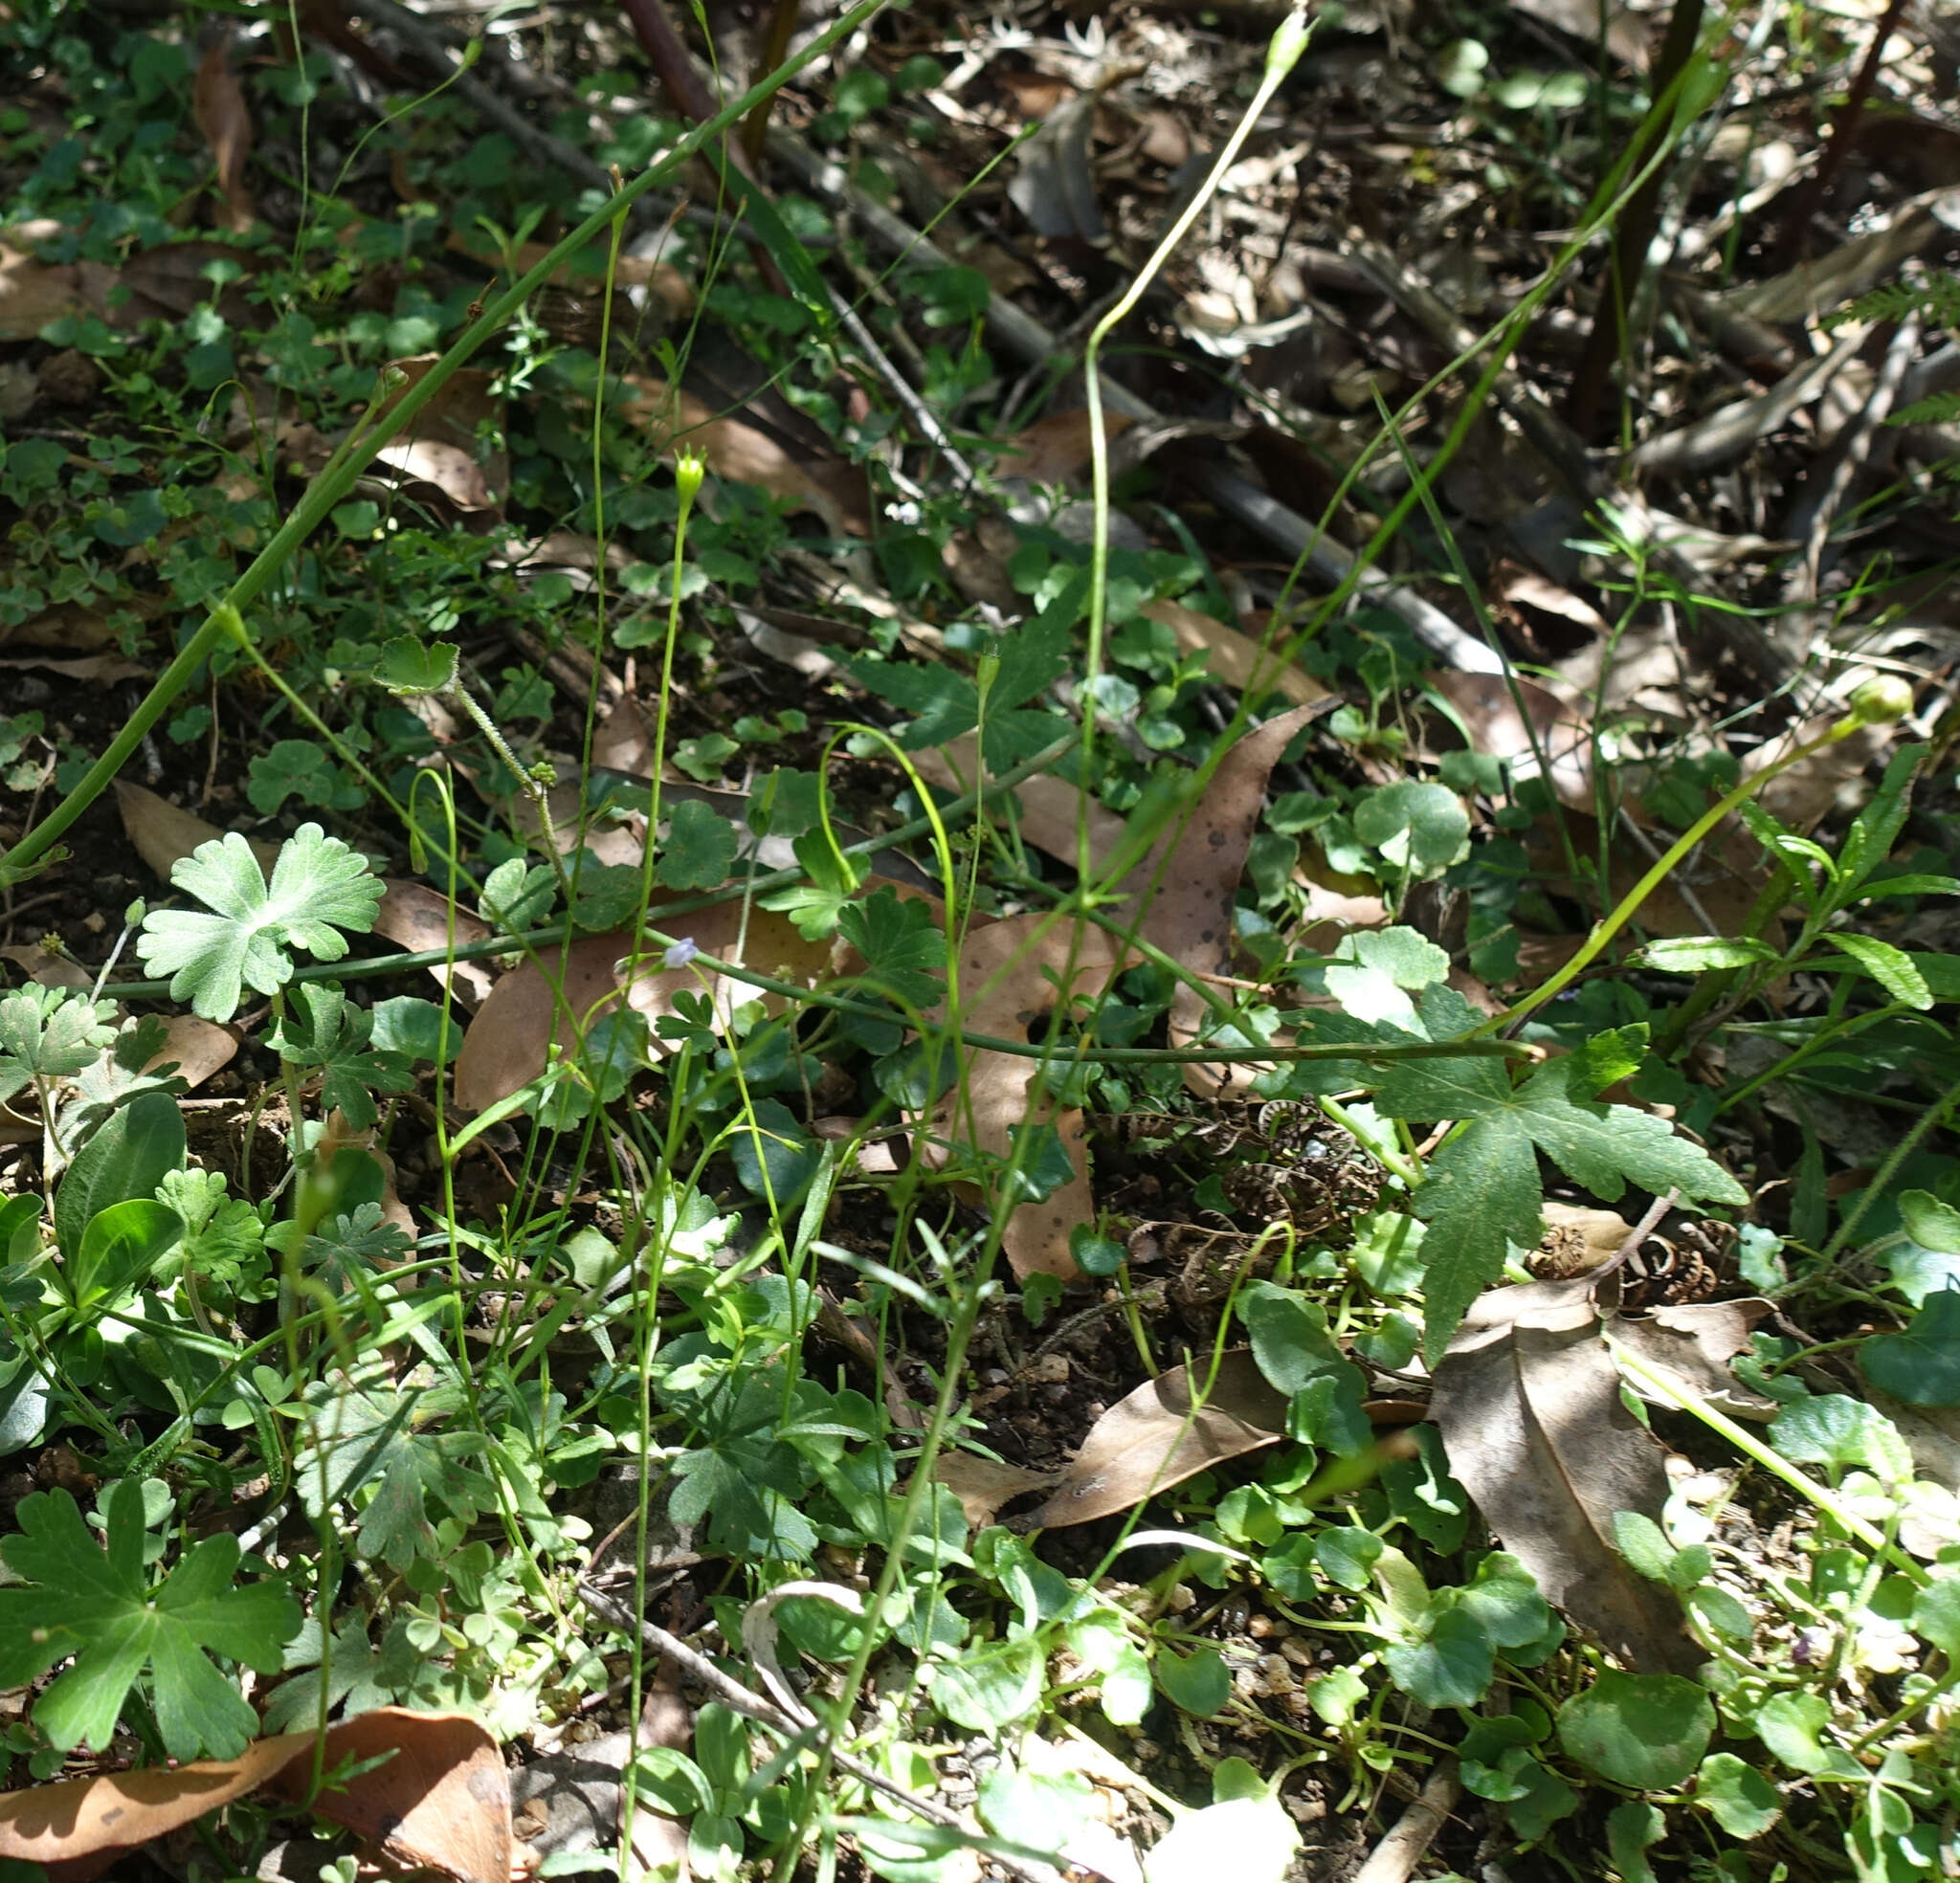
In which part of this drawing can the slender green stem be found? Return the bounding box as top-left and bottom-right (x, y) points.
(1712, 1001), (1908, 1117)
(1479, 717), (1863, 1037)
(1819, 1064), (1960, 1262)
(1080, 5), (1313, 888)
(0, 0), (891, 891)
(1609, 1340), (1924, 1584)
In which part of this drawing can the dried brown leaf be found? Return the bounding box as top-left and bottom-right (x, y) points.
(1749, 712), (1892, 833)
(453, 911), (834, 1113)
(1506, 0), (1649, 66)
(1610, 1298), (1777, 1420)
(1027, 1350), (1286, 1528)
(1426, 670), (1595, 814)
(925, 913), (1123, 1279)
(1429, 1276), (1701, 1673)
(0, 240), (87, 341)
(111, 781), (281, 881)
(1007, 94), (1106, 243)
(2, 604), (117, 653)
(622, 374), (870, 536)
(909, 732), (1128, 871)
(933, 1452), (1058, 1528)
(0, 654), (146, 684)
(0, 945), (91, 991)
(592, 694), (656, 776)
(145, 1015), (237, 1092)
(372, 357), (506, 512)
(1537, 1202), (1636, 1274)
(373, 879), (496, 1010)
(192, 42), (256, 233)
(267, 1708), (509, 1883)
(0, 1710), (506, 1883)
(1139, 599), (1330, 712)
(997, 409), (1137, 485)
(1126, 702), (1328, 1094)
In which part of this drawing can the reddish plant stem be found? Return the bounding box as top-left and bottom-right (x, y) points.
(1771, 0), (1908, 268)
(616, 0), (789, 294)
(742, 0), (805, 165)
(1567, 0), (1707, 443)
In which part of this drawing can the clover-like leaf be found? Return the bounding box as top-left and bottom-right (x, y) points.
(837, 885), (945, 1007)
(136, 824), (385, 1022)
(0, 986), (116, 1105)
(0, 1478), (301, 1760)
(657, 798), (741, 892)
(265, 983), (414, 1130)
(295, 1363), (495, 1569)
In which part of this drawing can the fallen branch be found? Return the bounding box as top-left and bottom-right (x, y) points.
(767, 133), (1504, 676)
(1350, 1761), (1461, 1883)
(1627, 325), (1866, 476)
(575, 1583), (1054, 1883)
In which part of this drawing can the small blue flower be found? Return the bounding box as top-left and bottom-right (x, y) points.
(663, 936), (699, 969)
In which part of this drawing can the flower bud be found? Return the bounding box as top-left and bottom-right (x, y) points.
(1847, 674), (1914, 725)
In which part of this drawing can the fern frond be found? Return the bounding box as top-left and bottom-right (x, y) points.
(1823, 272), (1960, 331)
(1892, 389), (1960, 428)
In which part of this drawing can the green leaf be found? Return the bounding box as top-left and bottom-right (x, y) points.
(1155, 1644), (1231, 1716)
(1003, 1119), (1078, 1205)
(1902, 1189), (1960, 1255)
(1912, 1575), (1960, 1656)
(369, 996), (457, 1066)
(848, 573), (1084, 769)
(265, 984), (414, 1131)
(1314, 1527), (1382, 1591)
(479, 857), (557, 932)
(294, 1365), (495, 1569)
(1350, 781), (1469, 877)
(1240, 1280), (1341, 1391)
(1862, 1292), (1960, 1407)
(373, 635), (459, 696)
(136, 824), (385, 1023)
(1769, 1393), (1912, 1481)
(247, 740), (361, 816)
(633, 1746), (715, 1816)
(1632, 936), (1778, 973)
(56, 1090), (186, 1262)
(978, 1767), (1096, 1858)
(932, 1638), (1044, 1731)
(1556, 1672), (1713, 1789)
(760, 826), (867, 940)
(1823, 933), (1932, 1008)
(1605, 1801), (1664, 1883)
(1754, 1692), (1856, 1778)
(1696, 1753), (1781, 1838)
(69, 1199), (180, 1310)
(1375, 1049), (1744, 1361)
(1838, 746), (1924, 895)
(1499, 1756), (1576, 1843)
(0, 1480), (301, 1760)
(837, 886), (945, 1007)
(1384, 1605), (1491, 1708)
(657, 799), (741, 892)
(0, 986), (116, 1104)
(730, 1098), (821, 1209)
(1144, 1800), (1298, 1883)
(1612, 1512), (1676, 1583)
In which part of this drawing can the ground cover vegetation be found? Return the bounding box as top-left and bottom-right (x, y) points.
(0, 0), (1958, 1876)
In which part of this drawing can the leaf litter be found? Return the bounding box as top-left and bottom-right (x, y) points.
(14, 3), (1960, 1879)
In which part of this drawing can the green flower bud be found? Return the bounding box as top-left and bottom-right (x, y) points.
(1265, 3), (1314, 78)
(1847, 674), (1914, 725)
(674, 449), (706, 504)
